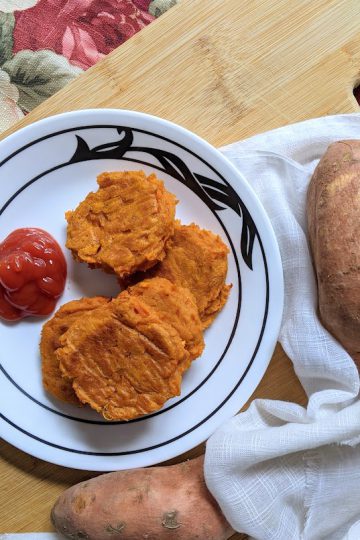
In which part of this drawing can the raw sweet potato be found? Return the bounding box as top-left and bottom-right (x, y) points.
(51, 456), (233, 540)
(307, 140), (360, 363)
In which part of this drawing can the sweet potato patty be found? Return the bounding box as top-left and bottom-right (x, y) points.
(56, 293), (190, 420)
(148, 222), (231, 329)
(127, 277), (204, 361)
(65, 171), (177, 277)
(41, 296), (110, 404)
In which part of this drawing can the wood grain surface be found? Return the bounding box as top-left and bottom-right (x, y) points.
(1, 0), (360, 536)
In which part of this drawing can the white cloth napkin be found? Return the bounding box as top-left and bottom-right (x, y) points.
(204, 114), (360, 540)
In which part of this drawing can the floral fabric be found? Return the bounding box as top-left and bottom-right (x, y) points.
(0, 0), (177, 133)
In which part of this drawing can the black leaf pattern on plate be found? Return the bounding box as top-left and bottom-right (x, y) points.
(69, 128), (134, 163)
(69, 127), (257, 269)
(194, 173), (256, 270)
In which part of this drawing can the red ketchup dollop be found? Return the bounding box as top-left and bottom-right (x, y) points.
(0, 228), (67, 322)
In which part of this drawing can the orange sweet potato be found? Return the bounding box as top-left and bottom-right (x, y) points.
(307, 140), (360, 363)
(51, 456), (233, 540)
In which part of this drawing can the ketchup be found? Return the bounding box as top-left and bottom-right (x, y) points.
(0, 228), (67, 321)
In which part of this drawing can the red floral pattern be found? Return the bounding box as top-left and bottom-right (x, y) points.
(13, 0), (154, 70)
(0, 0), (176, 132)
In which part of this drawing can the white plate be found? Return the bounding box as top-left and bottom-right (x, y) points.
(0, 109), (283, 471)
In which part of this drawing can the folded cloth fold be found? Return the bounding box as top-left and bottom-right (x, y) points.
(204, 114), (360, 540)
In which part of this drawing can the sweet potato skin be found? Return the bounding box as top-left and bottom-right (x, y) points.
(51, 456), (233, 540)
(307, 140), (360, 363)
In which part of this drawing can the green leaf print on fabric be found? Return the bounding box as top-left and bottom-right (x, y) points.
(149, 0), (178, 18)
(2, 49), (82, 113)
(0, 12), (15, 66)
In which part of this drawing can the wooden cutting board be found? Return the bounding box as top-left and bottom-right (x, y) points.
(1, 0), (359, 536)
